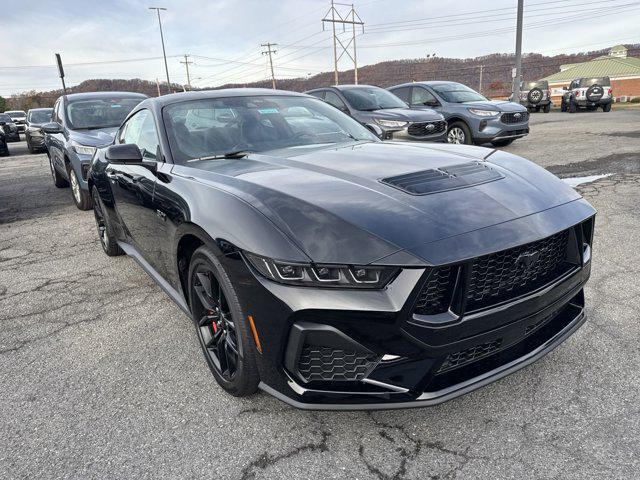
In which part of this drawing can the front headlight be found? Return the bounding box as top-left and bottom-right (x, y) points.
(375, 118), (408, 128)
(468, 108), (500, 117)
(244, 252), (399, 289)
(72, 142), (96, 156)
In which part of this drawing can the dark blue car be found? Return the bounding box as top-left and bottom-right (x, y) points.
(43, 91), (147, 209)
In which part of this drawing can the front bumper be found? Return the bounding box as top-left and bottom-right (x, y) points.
(473, 115), (529, 142)
(27, 130), (46, 148)
(224, 213), (594, 410)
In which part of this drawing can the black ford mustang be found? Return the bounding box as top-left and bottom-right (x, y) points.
(89, 89), (595, 410)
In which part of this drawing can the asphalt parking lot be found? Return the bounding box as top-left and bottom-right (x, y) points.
(1, 109), (639, 479)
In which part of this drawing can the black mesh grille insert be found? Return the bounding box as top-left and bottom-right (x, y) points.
(408, 120), (447, 137)
(413, 266), (457, 315)
(437, 339), (503, 373)
(297, 345), (379, 382)
(466, 229), (572, 311)
(381, 162), (504, 195)
(501, 111), (529, 124)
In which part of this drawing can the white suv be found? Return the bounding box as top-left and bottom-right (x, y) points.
(561, 77), (613, 113)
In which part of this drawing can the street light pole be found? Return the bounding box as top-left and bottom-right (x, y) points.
(512, 0), (524, 102)
(149, 6), (171, 94)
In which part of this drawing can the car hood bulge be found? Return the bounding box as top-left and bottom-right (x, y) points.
(70, 127), (118, 147)
(187, 142), (583, 265)
(368, 108), (443, 122)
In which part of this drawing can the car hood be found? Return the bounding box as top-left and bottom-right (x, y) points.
(70, 127), (118, 147)
(183, 142), (587, 265)
(463, 100), (527, 112)
(366, 107), (443, 122)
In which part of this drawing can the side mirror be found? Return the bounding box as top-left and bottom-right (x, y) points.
(106, 143), (143, 163)
(42, 122), (63, 134)
(364, 123), (384, 139)
(424, 100), (440, 107)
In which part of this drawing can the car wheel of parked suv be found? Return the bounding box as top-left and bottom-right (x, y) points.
(569, 100), (577, 113)
(91, 187), (123, 256)
(446, 122), (471, 145)
(49, 157), (69, 188)
(602, 103), (612, 112)
(543, 104), (551, 113)
(561, 99), (567, 112)
(188, 246), (260, 397)
(67, 166), (92, 210)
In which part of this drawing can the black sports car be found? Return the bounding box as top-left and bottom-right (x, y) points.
(89, 89), (595, 410)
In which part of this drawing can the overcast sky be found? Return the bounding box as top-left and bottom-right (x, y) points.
(1, 0), (638, 96)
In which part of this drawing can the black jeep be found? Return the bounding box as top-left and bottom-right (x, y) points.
(561, 77), (613, 113)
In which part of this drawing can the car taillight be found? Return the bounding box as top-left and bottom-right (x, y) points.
(574, 90), (580, 97)
(608, 88), (612, 95)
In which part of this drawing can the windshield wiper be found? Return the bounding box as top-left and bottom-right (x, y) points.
(191, 150), (252, 162)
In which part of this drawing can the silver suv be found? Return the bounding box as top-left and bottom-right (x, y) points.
(514, 81), (551, 113)
(561, 77), (613, 113)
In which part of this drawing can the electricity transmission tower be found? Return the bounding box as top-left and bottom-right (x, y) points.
(261, 43), (277, 89)
(180, 54), (193, 90)
(322, 1), (364, 85)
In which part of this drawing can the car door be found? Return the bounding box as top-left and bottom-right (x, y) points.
(107, 109), (163, 265)
(410, 86), (442, 113)
(48, 99), (68, 178)
(323, 91), (351, 116)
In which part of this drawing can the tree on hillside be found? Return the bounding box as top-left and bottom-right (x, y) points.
(0, 96), (6, 112)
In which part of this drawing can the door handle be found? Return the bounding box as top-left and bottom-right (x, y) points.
(106, 171), (117, 179)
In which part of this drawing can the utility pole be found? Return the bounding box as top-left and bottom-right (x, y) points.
(180, 54), (193, 90)
(322, 1), (364, 85)
(478, 65), (484, 94)
(149, 6), (171, 94)
(155, 78), (161, 97)
(512, 0), (524, 102)
(261, 43), (277, 90)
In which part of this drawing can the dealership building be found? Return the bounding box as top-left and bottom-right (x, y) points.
(540, 45), (640, 102)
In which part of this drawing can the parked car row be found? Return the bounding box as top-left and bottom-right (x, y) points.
(31, 86), (594, 410)
(0, 108), (55, 156)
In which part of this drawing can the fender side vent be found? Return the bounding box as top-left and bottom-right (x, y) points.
(381, 162), (504, 195)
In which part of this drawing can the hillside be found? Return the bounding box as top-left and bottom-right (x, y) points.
(4, 44), (639, 110)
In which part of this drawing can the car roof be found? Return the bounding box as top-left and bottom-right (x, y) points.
(27, 107), (53, 112)
(4, 110), (26, 114)
(62, 91), (149, 102)
(136, 88), (310, 109)
(390, 80), (462, 89)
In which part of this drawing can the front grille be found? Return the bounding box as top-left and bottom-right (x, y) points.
(408, 120), (447, 137)
(501, 111), (529, 124)
(466, 229), (571, 311)
(437, 339), (503, 373)
(297, 345), (379, 382)
(414, 266), (457, 315)
(412, 228), (575, 316)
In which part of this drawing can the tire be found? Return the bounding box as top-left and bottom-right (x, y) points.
(91, 187), (124, 256)
(446, 121), (472, 145)
(188, 246), (260, 397)
(561, 99), (567, 112)
(569, 99), (577, 113)
(491, 139), (514, 147)
(602, 103), (612, 112)
(26, 135), (35, 154)
(535, 106), (541, 112)
(49, 156), (69, 188)
(586, 84), (604, 103)
(67, 165), (92, 210)
(0, 144), (8, 157)
(543, 103), (551, 113)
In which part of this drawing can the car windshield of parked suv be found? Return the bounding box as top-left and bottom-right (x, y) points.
(66, 97), (143, 130)
(431, 83), (487, 103)
(522, 81), (548, 90)
(163, 95), (377, 163)
(341, 87), (407, 111)
(0, 114), (12, 123)
(5, 111), (26, 119)
(28, 110), (53, 124)
(579, 77), (611, 87)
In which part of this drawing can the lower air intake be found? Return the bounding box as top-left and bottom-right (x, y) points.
(437, 339), (503, 373)
(297, 345), (379, 382)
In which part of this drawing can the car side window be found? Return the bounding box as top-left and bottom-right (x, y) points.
(324, 91), (348, 112)
(308, 91), (325, 100)
(52, 100), (61, 124)
(411, 87), (438, 106)
(120, 110), (160, 160)
(392, 87), (410, 103)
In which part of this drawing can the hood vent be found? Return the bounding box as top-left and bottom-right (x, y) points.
(380, 162), (504, 195)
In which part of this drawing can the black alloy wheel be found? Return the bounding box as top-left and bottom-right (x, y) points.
(91, 187), (123, 256)
(188, 246), (260, 396)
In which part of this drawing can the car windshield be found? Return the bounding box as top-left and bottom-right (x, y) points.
(0, 114), (12, 123)
(431, 83), (487, 103)
(522, 81), (548, 90)
(162, 95), (377, 164)
(579, 77), (610, 87)
(341, 87), (407, 111)
(5, 111), (26, 118)
(66, 97), (144, 130)
(28, 110), (53, 124)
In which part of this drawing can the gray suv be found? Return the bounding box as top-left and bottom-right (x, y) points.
(305, 85), (447, 142)
(43, 91), (147, 210)
(389, 81), (529, 147)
